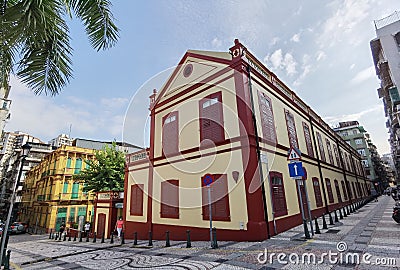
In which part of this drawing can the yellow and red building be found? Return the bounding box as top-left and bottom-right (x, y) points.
(124, 40), (371, 241)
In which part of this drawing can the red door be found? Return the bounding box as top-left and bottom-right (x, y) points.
(97, 213), (106, 236)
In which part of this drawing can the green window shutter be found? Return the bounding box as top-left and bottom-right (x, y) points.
(69, 207), (76, 222)
(63, 182), (68, 193)
(78, 207), (86, 216)
(67, 157), (72, 168)
(57, 207), (67, 218)
(71, 183), (79, 199)
(85, 160), (90, 169)
(74, 158), (82, 174)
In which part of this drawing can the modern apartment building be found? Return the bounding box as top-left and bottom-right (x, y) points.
(49, 134), (73, 148)
(124, 40), (370, 241)
(333, 121), (375, 181)
(0, 87), (11, 138)
(370, 11), (400, 183)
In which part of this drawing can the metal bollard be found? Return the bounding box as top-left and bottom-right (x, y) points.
(212, 227), (218, 249)
(165, 231), (170, 247)
(121, 232), (125, 244)
(148, 231), (153, 246)
(334, 210), (339, 223)
(55, 233), (58, 241)
(68, 232), (71, 241)
(186, 230), (191, 248)
(4, 250), (11, 270)
(343, 207), (348, 217)
(86, 232), (89, 242)
(93, 232), (97, 243)
(314, 218), (321, 234)
(339, 208), (343, 219)
(49, 229), (52, 239)
(79, 232), (83, 242)
(303, 220), (311, 239)
(73, 233), (77, 241)
(322, 214), (328, 229)
(101, 232), (105, 243)
(63, 232), (67, 241)
(110, 232), (114, 244)
(328, 212), (334, 225)
(134, 232), (138, 245)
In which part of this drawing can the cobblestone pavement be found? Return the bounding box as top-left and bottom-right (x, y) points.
(7, 196), (400, 269)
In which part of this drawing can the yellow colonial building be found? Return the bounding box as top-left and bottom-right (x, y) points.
(20, 145), (96, 233)
(124, 40), (371, 241)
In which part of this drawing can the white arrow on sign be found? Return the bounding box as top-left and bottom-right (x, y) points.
(293, 164), (298, 175)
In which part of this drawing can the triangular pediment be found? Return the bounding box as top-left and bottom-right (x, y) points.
(154, 50), (231, 106)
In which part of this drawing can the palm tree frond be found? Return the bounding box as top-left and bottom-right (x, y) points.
(68, 0), (119, 51)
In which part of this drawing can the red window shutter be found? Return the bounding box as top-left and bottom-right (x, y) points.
(341, 181), (348, 201)
(200, 92), (224, 144)
(352, 182), (358, 198)
(302, 122), (314, 158)
(201, 174), (230, 221)
(312, 177), (323, 207)
(334, 180), (342, 203)
(269, 171), (288, 217)
(326, 179), (334, 203)
(333, 145), (341, 168)
(258, 91), (277, 143)
(130, 184), (144, 216)
(162, 112), (179, 156)
(316, 132), (326, 162)
(161, 180), (179, 219)
(326, 139), (334, 165)
(284, 110), (299, 149)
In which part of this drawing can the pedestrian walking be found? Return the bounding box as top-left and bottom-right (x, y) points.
(84, 222), (91, 237)
(114, 217), (124, 240)
(59, 222), (65, 236)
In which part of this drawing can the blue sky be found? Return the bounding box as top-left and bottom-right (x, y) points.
(6, 0), (400, 154)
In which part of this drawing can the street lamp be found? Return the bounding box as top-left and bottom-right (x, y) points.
(0, 143), (31, 265)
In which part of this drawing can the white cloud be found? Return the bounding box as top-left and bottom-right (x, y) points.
(211, 37), (222, 48)
(323, 104), (383, 126)
(291, 33), (301, 42)
(269, 37), (280, 47)
(316, 51), (326, 61)
(350, 66), (375, 85)
(264, 49), (297, 76)
(350, 63), (355, 70)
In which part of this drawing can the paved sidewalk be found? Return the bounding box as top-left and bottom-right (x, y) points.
(7, 196), (400, 269)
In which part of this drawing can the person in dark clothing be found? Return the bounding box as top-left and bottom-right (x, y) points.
(59, 223), (65, 236)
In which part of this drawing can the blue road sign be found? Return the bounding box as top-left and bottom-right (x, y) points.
(288, 161), (304, 178)
(203, 174), (214, 186)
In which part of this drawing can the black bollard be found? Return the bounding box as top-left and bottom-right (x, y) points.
(55, 233), (58, 241)
(212, 227), (218, 249)
(4, 250), (11, 270)
(328, 212), (334, 225)
(121, 232), (125, 244)
(148, 231), (153, 246)
(134, 232), (138, 245)
(49, 229), (52, 239)
(86, 232), (89, 242)
(314, 218), (321, 234)
(63, 232), (66, 241)
(165, 231), (170, 247)
(322, 214), (328, 229)
(350, 204), (354, 213)
(51, 232), (54, 239)
(73, 234), (77, 241)
(186, 230), (191, 248)
(68, 232), (71, 241)
(79, 232), (83, 242)
(93, 232), (97, 243)
(101, 232), (105, 243)
(110, 232), (114, 244)
(346, 205), (350, 215)
(339, 208), (343, 219)
(304, 220), (311, 239)
(334, 210), (339, 223)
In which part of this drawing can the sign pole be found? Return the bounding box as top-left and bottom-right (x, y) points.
(208, 185), (212, 247)
(303, 183), (314, 236)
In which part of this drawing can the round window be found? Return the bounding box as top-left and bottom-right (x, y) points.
(183, 64), (193, 78)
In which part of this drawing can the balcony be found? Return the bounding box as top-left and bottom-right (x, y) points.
(379, 61), (394, 90)
(58, 192), (95, 201)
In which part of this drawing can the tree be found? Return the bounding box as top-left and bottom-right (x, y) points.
(0, 0), (119, 95)
(74, 142), (125, 192)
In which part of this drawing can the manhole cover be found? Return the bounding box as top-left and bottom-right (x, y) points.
(326, 229), (340, 234)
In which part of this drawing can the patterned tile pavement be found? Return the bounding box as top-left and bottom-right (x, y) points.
(7, 196), (400, 269)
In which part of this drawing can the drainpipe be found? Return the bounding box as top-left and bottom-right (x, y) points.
(309, 118), (330, 215)
(246, 65), (271, 238)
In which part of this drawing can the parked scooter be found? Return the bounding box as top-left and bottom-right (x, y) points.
(393, 201), (400, 224)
